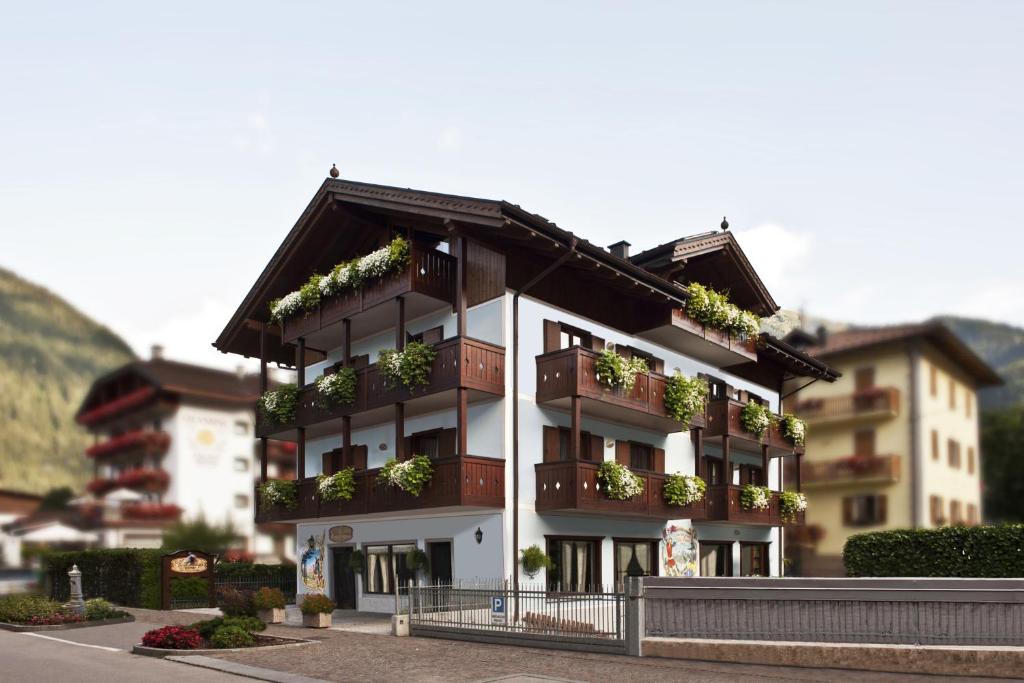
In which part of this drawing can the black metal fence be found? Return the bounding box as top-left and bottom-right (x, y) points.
(409, 580), (626, 653)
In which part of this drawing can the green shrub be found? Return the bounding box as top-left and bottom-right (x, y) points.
(406, 548), (429, 574)
(0, 594), (63, 623)
(209, 624), (255, 649)
(844, 524), (1024, 577)
(299, 593), (335, 614)
(190, 616), (266, 640)
(43, 549), (162, 608)
(84, 598), (126, 621)
(170, 576), (210, 602)
(252, 587), (286, 610)
(216, 586), (257, 617)
(520, 545), (553, 577)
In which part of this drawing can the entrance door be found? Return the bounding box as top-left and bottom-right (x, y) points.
(428, 541), (452, 585)
(331, 547), (356, 609)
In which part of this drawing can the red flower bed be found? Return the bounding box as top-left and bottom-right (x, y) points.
(77, 387), (156, 425)
(27, 611), (85, 625)
(121, 503), (182, 520)
(86, 430), (171, 458)
(141, 625), (202, 650)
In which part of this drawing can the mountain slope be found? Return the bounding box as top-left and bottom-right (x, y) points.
(0, 267), (136, 494)
(935, 316), (1024, 410)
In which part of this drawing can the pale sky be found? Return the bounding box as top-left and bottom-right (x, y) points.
(2, 2), (1021, 370)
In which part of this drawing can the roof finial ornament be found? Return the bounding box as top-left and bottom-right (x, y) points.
(720, 216), (729, 231)
(329, 163), (339, 179)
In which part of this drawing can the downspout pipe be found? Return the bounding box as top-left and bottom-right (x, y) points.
(512, 235), (577, 594)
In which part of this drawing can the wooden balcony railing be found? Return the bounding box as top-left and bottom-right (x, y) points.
(704, 485), (804, 526)
(704, 398), (803, 454)
(535, 347), (705, 432)
(670, 309), (759, 361)
(534, 460), (706, 520)
(254, 455), (505, 523)
(256, 337), (504, 437)
(792, 387), (900, 425)
(801, 454), (901, 487)
(280, 243), (456, 344)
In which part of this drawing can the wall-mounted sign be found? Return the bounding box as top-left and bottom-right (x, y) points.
(328, 525), (353, 543)
(170, 554), (209, 574)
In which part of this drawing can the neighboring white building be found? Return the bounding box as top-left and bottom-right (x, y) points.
(70, 349), (295, 562)
(214, 177), (837, 611)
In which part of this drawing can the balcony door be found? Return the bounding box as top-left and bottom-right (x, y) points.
(331, 546), (357, 609)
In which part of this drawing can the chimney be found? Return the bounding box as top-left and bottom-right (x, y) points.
(150, 344), (164, 360)
(608, 240), (631, 260)
(815, 325), (828, 346)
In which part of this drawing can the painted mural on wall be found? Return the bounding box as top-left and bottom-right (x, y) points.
(300, 532), (326, 591)
(662, 524), (697, 577)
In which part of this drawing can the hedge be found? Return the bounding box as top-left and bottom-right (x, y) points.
(844, 524), (1024, 577)
(45, 549), (162, 608)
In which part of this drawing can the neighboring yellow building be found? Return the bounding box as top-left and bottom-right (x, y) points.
(782, 322), (1002, 576)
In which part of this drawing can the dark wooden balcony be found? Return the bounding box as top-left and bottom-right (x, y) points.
(254, 455), (505, 523)
(704, 485), (804, 526)
(257, 336), (505, 439)
(793, 387), (900, 425)
(704, 398), (803, 455)
(280, 243), (456, 346)
(801, 454), (901, 488)
(534, 460), (706, 521)
(535, 347), (705, 433)
(636, 308), (758, 368)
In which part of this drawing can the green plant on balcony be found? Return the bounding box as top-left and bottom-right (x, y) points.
(779, 414), (807, 446)
(258, 480), (297, 510)
(663, 473), (707, 506)
(683, 282), (761, 339)
(379, 454), (433, 496)
(270, 237), (411, 322)
(663, 371), (708, 423)
(406, 548), (430, 575)
(594, 349), (648, 392)
(779, 491), (808, 522)
(739, 484), (771, 512)
(378, 342), (438, 390)
(596, 460), (644, 501)
(520, 545), (553, 578)
(316, 468), (356, 502)
(315, 367), (357, 407)
(740, 401), (775, 438)
(348, 549), (365, 573)
(259, 384), (299, 424)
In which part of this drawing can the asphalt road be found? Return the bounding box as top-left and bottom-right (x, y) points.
(0, 627), (245, 682)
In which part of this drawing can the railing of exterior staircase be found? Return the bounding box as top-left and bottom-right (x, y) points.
(408, 579), (627, 654)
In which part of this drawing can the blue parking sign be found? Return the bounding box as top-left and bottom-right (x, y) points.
(491, 596), (505, 624)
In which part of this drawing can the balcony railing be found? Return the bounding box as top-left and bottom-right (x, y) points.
(85, 429), (171, 459)
(256, 336), (505, 438)
(801, 454), (901, 487)
(704, 398), (803, 454)
(635, 309), (758, 368)
(704, 485), (804, 526)
(792, 387), (900, 425)
(254, 455), (505, 523)
(535, 346), (705, 432)
(534, 460), (706, 520)
(280, 243), (456, 344)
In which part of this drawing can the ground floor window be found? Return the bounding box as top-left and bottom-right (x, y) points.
(613, 539), (657, 591)
(364, 543), (415, 594)
(740, 542), (770, 576)
(699, 541), (732, 577)
(546, 537), (600, 592)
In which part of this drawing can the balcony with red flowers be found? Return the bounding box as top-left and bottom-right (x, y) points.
(119, 502), (182, 521)
(86, 430), (171, 460)
(87, 468), (170, 496)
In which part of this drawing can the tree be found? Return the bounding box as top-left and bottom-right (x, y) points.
(161, 516), (240, 556)
(38, 486), (75, 511)
(981, 407), (1024, 522)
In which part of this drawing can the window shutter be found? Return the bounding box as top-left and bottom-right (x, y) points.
(352, 354), (370, 370)
(543, 426), (560, 463)
(591, 335), (605, 352)
(322, 451), (335, 476)
(842, 497), (853, 525)
(588, 433), (603, 462)
(653, 447), (666, 473)
(438, 428), (457, 458)
(352, 445), (368, 470)
(543, 320), (561, 353)
(876, 495), (887, 524)
(615, 440), (630, 466)
(421, 325), (444, 345)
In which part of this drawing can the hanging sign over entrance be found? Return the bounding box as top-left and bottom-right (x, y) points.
(329, 525), (353, 543)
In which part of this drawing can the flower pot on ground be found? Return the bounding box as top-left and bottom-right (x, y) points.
(252, 587), (287, 624)
(299, 593), (335, 628)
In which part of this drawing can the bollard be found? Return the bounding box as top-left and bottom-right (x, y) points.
(67, 564), (86, 617)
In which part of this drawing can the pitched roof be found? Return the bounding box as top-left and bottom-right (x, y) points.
(802, 322), (1002, 387)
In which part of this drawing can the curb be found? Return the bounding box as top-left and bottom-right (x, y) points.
(166, 655), (331, 683)
(132, 635), (318, 658)
(0, 615), (135, 632)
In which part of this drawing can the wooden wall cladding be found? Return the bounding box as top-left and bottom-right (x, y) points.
(466, 239), (505, 307)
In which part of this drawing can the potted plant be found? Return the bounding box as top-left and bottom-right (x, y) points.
(378, 341), (438, 390)
(299, 593), (336, 628)
(779, 413), (807, 446)
(379, 454), (433, 496)
(663, 473), (706, 507)
(520, 545), (553, 579)
(663, 372), (708, 424)
(779, 491), (808, 523)
(316, 467), (357, 502)
(316, 367), (358, 408)
(348, 549), (365, 574)
(593, 349), (648, 392)
(596, 460), (644, 501)
(252, 587), (287, 624)
(740, 401), (775, 439)
(258, 479), (297, 510)
(739, 484), (772, 512)
(406, 548), (429, 577)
